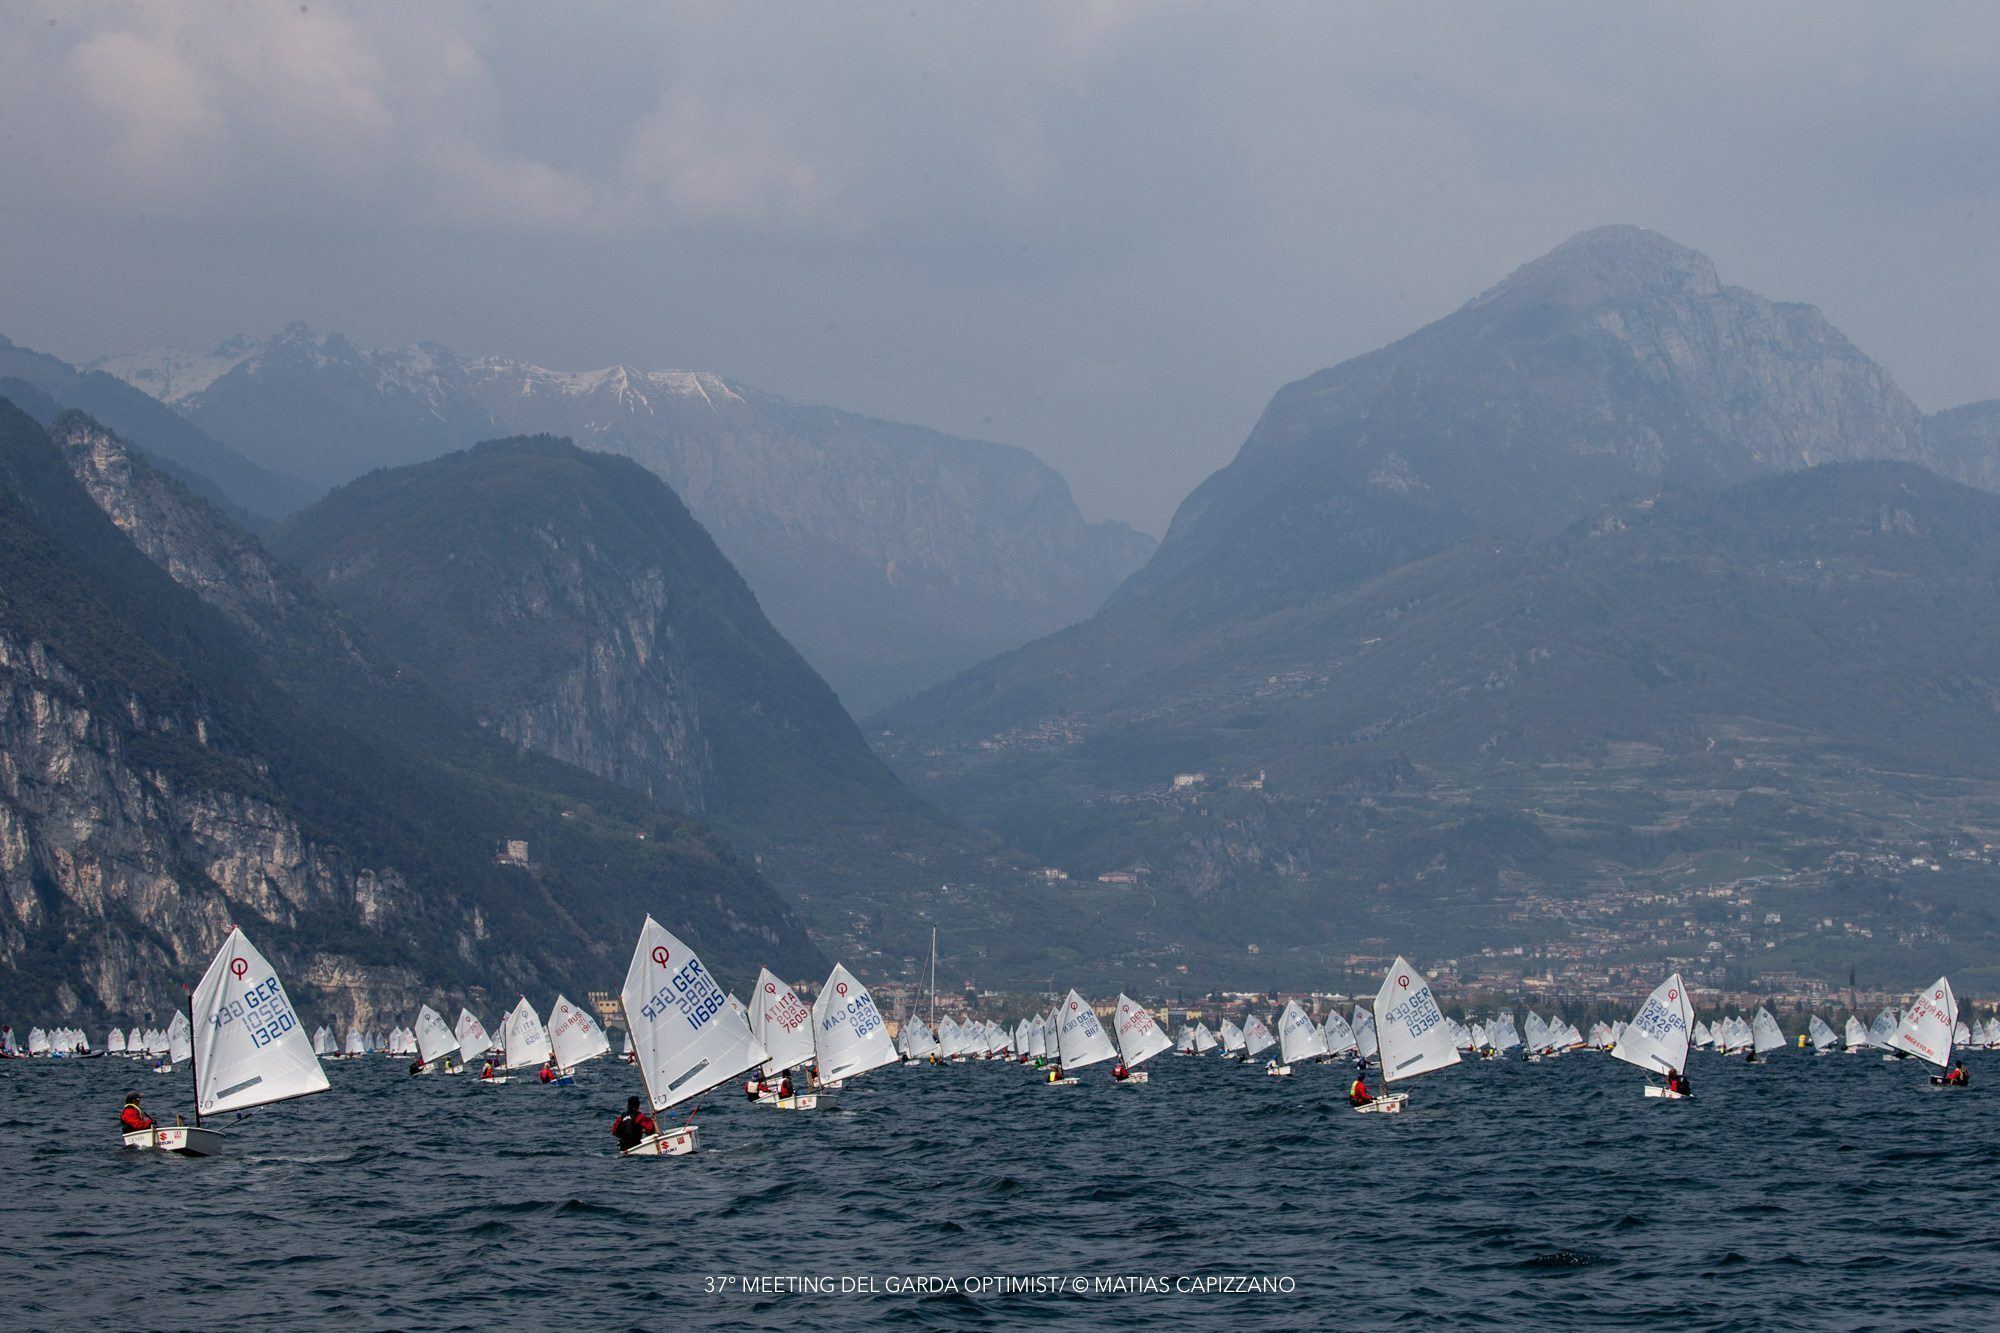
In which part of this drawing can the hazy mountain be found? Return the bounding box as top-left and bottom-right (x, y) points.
(1114, 225), (1934, 621)
(1926, 400), (2000, 491)
(0, 404), (819, 1023)
(268, 436), (1043, 971)
(874, 228), (2000, 986)
(0, 334), (316, 521)
(96, 326), (1155, 713)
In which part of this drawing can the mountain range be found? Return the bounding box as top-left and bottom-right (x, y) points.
(877, 227), (2000, 989)
(0, 401), (821, 1024)
(91, 329), (1155, 714)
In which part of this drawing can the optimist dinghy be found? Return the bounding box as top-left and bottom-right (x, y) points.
(1611, 973), (1694, 1099)
(1887, 976), (1960, 1085)
(1112, 994), (1171, 1085)
(1360, 957), (1460, 1113)
(1271, 999), (1327, 1077)
(618, 916), (762, 1155)
(124, 927), (329, 1156)
(1051, 989), (1116, 1084)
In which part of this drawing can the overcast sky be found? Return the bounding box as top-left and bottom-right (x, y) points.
(2, 2), (1995, 533)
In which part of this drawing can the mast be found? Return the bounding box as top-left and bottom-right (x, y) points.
(928, 928), (937, 1028)
(187, 986), (200, 1129)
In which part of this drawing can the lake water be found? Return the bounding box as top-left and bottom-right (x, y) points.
(2, 1048), (1995, 1329)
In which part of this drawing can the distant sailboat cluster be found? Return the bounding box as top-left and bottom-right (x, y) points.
(3, 918), (1981, 1161)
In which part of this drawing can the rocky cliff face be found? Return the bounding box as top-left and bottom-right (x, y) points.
(1117, 225), (1935, 619)
(94, 326), (1154, 713)
(0, 404), (821, 1027)
(1927, 401), (2000, 491)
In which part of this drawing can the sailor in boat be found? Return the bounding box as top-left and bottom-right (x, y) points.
(778, 1071), (795, 1099)
(1348, 1074), (1374, 1108)
(1111, 1061), (1131, 1082)
(538, 1059), (559, 1084)
(1942, 1060), (1970, 1087)
(120, 1091), (154, 1137)
(480, 1060), (498, 1081)
(1665, 1069), (1692, 1098)
(611, 1096), (657, 1152)
(408, 1059), (425, 1077)
(1045, 1062), (1065, 1084)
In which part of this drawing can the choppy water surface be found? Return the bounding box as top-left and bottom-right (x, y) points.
(3, 1049), (1996, 1330)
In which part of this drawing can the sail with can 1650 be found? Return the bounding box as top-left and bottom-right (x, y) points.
(1610, 973), (1694, 1076)
(1374, 957), (1461, 1084)
(190, 927), (330, 1117)
(812, 964), (900, 1083)
(620, 916), (761, 1112)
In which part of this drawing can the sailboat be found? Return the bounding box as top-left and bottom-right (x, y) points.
(1240, 1013), (1275, 1065)
(1111, 994), (1172, 1083)
(1610, 974), (1694, 1098)
(1888, 976), (1960, 1084)
(1173, 1026), (1196, 1055)
(1218, 1020), (1246, 1059)
(1807, 1015), (1840, 1055)
(123, 926), (329, 1156)
(1050, 989), (1117, 1083)
(1322, 1008), (1358, 1061)
(162, 1012), (192, 1072)
(1363, 957), (1459, 1113)
(811, 964), (900, 1087)
(1271, 999), (1327, 1076)
(1191, 1022), (1218, 1055)
(748, 969), (820, 1108)
(618, 916), (763, 1156)
(413, 1004), (461, 1073)
(1353, 1007), (1379, 1068)
(340, 1027), (365, 1060)
(900, 1015), (939, 1064)
(500, 997), (552, 1079)
(548, 994), (611, 1078)
(1746, 1008), (1786, 1062)
(456, 1010), (496, 1066)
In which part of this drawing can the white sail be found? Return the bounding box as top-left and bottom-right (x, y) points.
(414, 1005), (460, 1066)
(455, 1010), (495, 1060)
(1054, 990), (1118, 1069)
(938, 1014), (962, 1058)
(188, 927), (329, 1117)
(812, 964), (899, 1082)
(1808, 1015), (1838, 1051)
(747, 968), (816, 1076)
(899, 1015), (938, 1059)
(1610, 973), (1694, 1076)
(1173, 1026), (1194, 1054)
(1953, 1020), (1971, 1047)
(619, 916), (761, 1111)
(548, 994), (612, 1070)
(1192, 1022), (1218, 1053)
(1490, 1012), (1522, 1052)
(1323, 1008), (1357, 1056)
(1868, 1008), (1898, 1049)
(1113, 995), (1173, 1069)
(342, 1027), (364, 1057)
(1374, 957), (1460, 1084)
(501, 997), (553, 1070)
(1751, 1008), (1786, 1056)
(727, 996), (770, 1069)
(1241, 1013), (1275, 1058)
(1353, 1007), (1378, 1061)
(106, 1028), (126, 1054)
(1524, 1011), (1549, 1051)
(1016, 1018), (1038, 1056)
(1219, 1020), (1246, 1053)
(167, 1011), (193, 1065)
(1277, 1000), (1329, 1065)
(1889, 976), (1957, 1068)
(1842, 1015), (1868, 1049)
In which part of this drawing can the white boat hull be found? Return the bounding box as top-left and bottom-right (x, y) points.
(1045, 1077), (1080, 1086)
(479, 1075), (511, 1085)
(1265, 1063), (1293, 1077)
(620, 1125), (699, 1157)
(1114, 1071), (1149, 1084)
(123, 1125), (225, 1155)
(773, 1094), (820, 1111)
(1643, 1085), (1687, 1099)
(1353, 1093), (1408, 1115)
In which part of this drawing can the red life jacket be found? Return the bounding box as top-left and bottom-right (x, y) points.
(120, 1104), (153, 1132)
